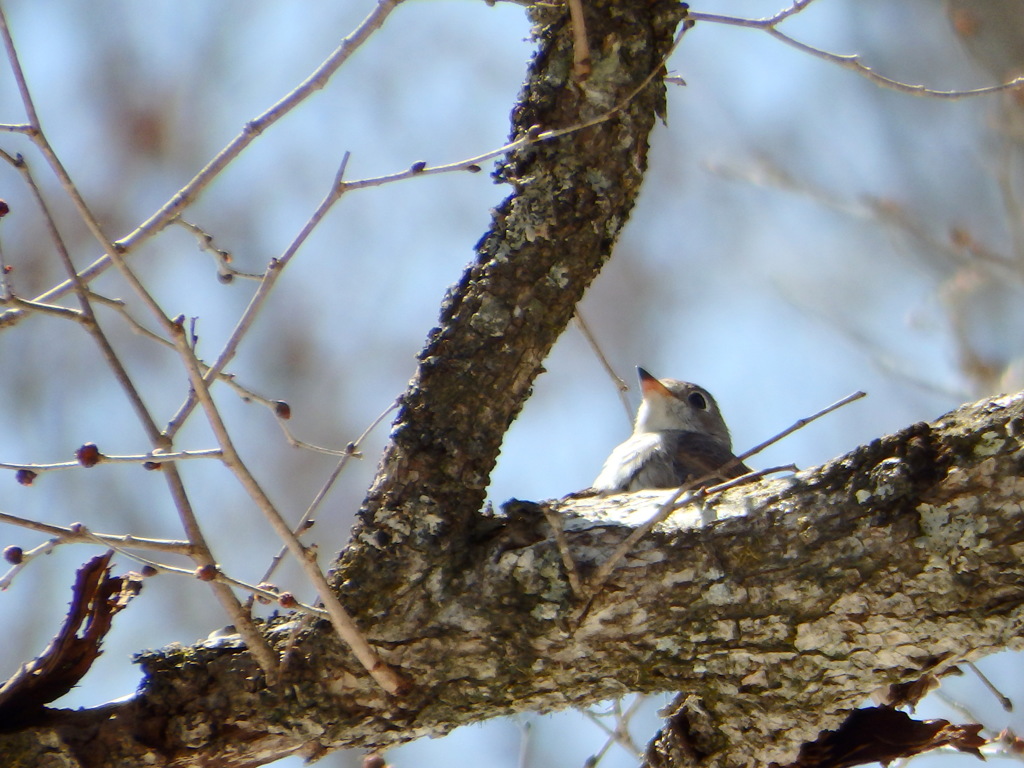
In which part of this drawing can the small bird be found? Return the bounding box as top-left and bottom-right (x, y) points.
(592, 368), (750, 493)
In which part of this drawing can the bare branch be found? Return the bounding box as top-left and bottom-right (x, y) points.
(166, 321), (406, 694)
(541, 504), (585, 599)
(574, 309), (633, 426)
(173, 217), (263, 281)
(732, 389), (867, 466)
(1, 538), (56, 589)
(566, 0), (592, 80)
(582, 695), (648, 765)
(165, 152), (352, 441)
(0, 294), (82, 321)
(967, 661), (1014, 713)
(0, 45), (279, 673)
(0, 511), (192, 554)
(258, 399), (400, 587)
(121, 556), (329, 621)
(25, 0), (404, 306)
(0, 448), (222, 475)
(689, 7), (1024, 99)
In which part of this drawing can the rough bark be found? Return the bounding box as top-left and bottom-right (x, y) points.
(3, 0), (688, 764)
(334, 0), (687, 614)
(7, 2), (1024, 768)
(5, 391), (1024, 768)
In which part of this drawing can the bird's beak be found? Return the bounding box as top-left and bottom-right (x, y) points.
(637, 367), (671, 399)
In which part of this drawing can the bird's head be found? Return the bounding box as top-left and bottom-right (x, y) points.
(633, 367), (732, 448)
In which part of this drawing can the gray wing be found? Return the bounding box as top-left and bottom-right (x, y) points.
(594, 431), (749, 493)
(662, 430), (750, 488)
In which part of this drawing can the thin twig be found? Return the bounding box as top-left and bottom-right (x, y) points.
(266, 17), (699, 196)
(0, 7), (280, 679)
(689, 6), (1024, 100)
(174, 217), (262, 281)
(164, 461), (282, 676)
(0, 528), (329, 620)
(517, 719), (533, 768)
(25, 0), (404, 308)
(691, 464), (798, 497)
(257, 398), (400, 587)
(272, 421), (359, 456)
(111, 551), (329, 620)
(1, 142), (166, 449)
(0, 210), (9, 303)
(0, 511), (192, 554)
(967, 661), (1014, 712)
(0, 449), (221, 474)
(168, 324), (406, 694)
(85, 291), (309, 429)
(85, 291), (168, 339)
(769, 0), (821, 25)
(209, 151), (353, 369)
(586, 485), (703, 593)
(574, 309), (632, 425)
(165, 153), (352, 441)
(933, 690), (993, 735)
(0, 529), (298, 602)
(0, 122), (34, 134)
(731, 390), (866, 466)
(767, 27), (1024, 99)
(582, 694), (647, 766)
(566, 0), (592, 80)
(85, 288), (366, 461)
(0, 537), (59, 589)
(1, 295), (82, 320)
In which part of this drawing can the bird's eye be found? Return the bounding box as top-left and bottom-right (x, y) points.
(688, 392), (708, 410)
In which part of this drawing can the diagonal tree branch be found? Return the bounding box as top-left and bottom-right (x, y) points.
(333, 0), (689, 609)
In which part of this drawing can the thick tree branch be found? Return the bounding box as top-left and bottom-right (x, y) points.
(333, 0), (688, 610)
(4, 388), (1024, 767)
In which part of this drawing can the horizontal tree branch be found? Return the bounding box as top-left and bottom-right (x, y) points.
(3, 390), (1023, 767)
